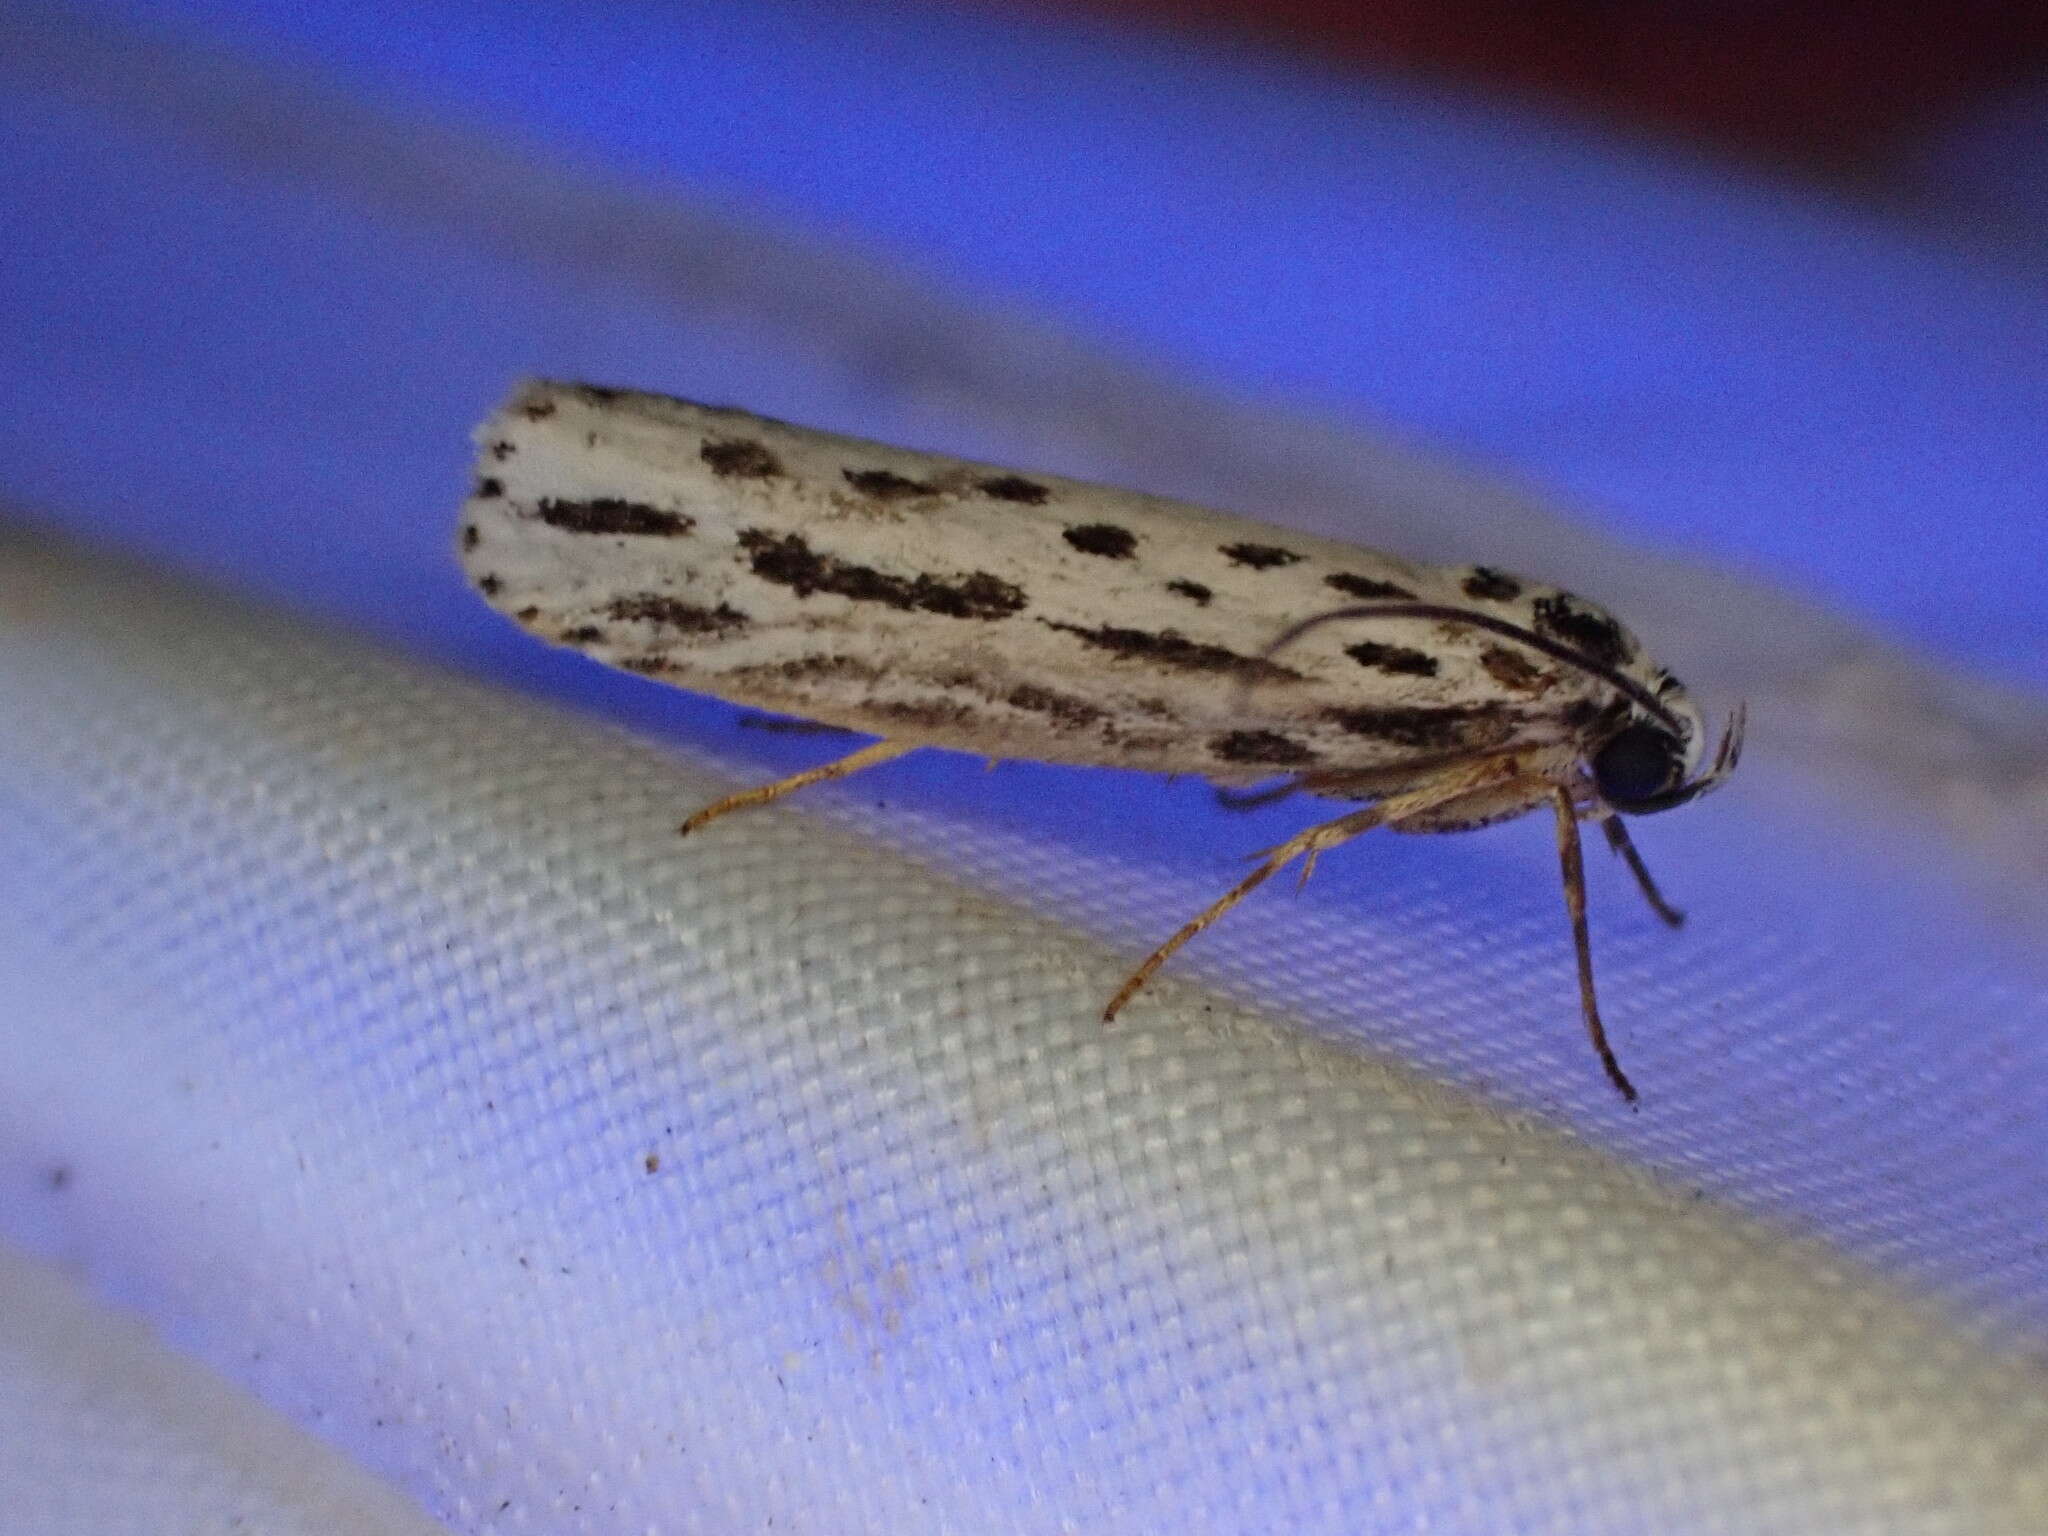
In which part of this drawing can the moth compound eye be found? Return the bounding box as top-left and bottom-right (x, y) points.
(1592, 722), (1684, 812)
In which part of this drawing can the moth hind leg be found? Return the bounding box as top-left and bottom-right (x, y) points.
(1102, 765), (1511, 1022)
(1101, 803), (1388, 1022)
(679, 739), (918, 836)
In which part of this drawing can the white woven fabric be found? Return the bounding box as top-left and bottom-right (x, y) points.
(2, 534), (2045, 1533)
(0, 1243), (445, 1535)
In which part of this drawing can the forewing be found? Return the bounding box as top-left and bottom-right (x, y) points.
(459, 381), (1618, 781)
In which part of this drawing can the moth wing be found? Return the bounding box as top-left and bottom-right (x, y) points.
(460, 381), (1618, 784)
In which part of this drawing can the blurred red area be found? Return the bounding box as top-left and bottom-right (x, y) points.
(1025, 1), (2048, 174)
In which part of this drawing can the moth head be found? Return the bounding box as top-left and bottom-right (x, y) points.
(1593, 695), (1743, 816)
(1255, 599), (1744, 817)
(1590, 718), (1687, 812)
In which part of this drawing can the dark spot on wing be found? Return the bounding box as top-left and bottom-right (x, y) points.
(736, 654), (886, 686)
(1063, 523), (1138, 559)
(520, 398), (557, 421)
(1533, 593), (1633, 668)
(562, 625), (604, 644)
(605, 594), (751, 635)
(461, 524), (481, 551)
(979, 475), (1049, 504)
(871, 697), (976, 731)
(535, 498), (693, 537)
(1221, 542), (1302, 570)
(515, 605), (540, 622)
(576, 385), (623, 404)
(474, 478), (504, 500)
(700, 437), (783, 479)
(618, 654), (678, 675)
(1461, 567), (1523, 602)
(477, 573), (502, 596)
(1043, 622), (1302, 682)
(1211, 730), (1318, 766)
(1007, 684), (1107, 729)
(1655, 669), (1681, 697)
(1166, 579), (1212, 606)
(1325, 572), (1414, 601)
(1344, 640), (1438, 678)
(1323, 704), (1512, 750)
(844, 467), (935, 500)
(1480, 646), (1549, 694)
(736, 529), (1026, 619)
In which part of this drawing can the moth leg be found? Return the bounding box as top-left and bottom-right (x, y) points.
(1103, 804), (1388, 1022)
(1555, 791), (1638, 1103)
(1105, 760), (1520, 1022)
(679, 739), (918, 836)
(1601, 815), (1685, 929)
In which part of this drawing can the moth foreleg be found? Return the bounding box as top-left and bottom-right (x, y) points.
(679, 739), (918, 836)
(1600, 815), (1685, 929)
(1556, 792), (1638, 1103)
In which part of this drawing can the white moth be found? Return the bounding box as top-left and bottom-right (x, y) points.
(460, 380), (1742, 1100)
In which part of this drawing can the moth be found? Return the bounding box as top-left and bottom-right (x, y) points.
(459, 380), (1742, 1100)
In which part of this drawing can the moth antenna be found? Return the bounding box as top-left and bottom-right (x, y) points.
(1256, 603), (1682, 734)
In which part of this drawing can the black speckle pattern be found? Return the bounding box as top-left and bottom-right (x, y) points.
(1063, 523), (1138, 559)
(700, 438), (783, 479)
(535, 498), (693, 537)
(1043, 622), (1302, 682)
(1461, 567), (1523, 602)
(1344, 640), (1438, 678)
(979, 475), (1049, 504)
(1325, 572), (1414, 601)
(844, 467), (935, 500)
(738, 529), (1026, 620)
(1165, 579), (1212, 606)
(1323, 704), (1510, 750)
(1221, 542), (1302, 570)
(1479, 646), (1548, 694)
(1532, 593), (1633, 668)
(474, 477), (504, 500)
(1007, 684), (1107, 729)
(605, 594), (751, 635)
(1210, 730), (1318, 765)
